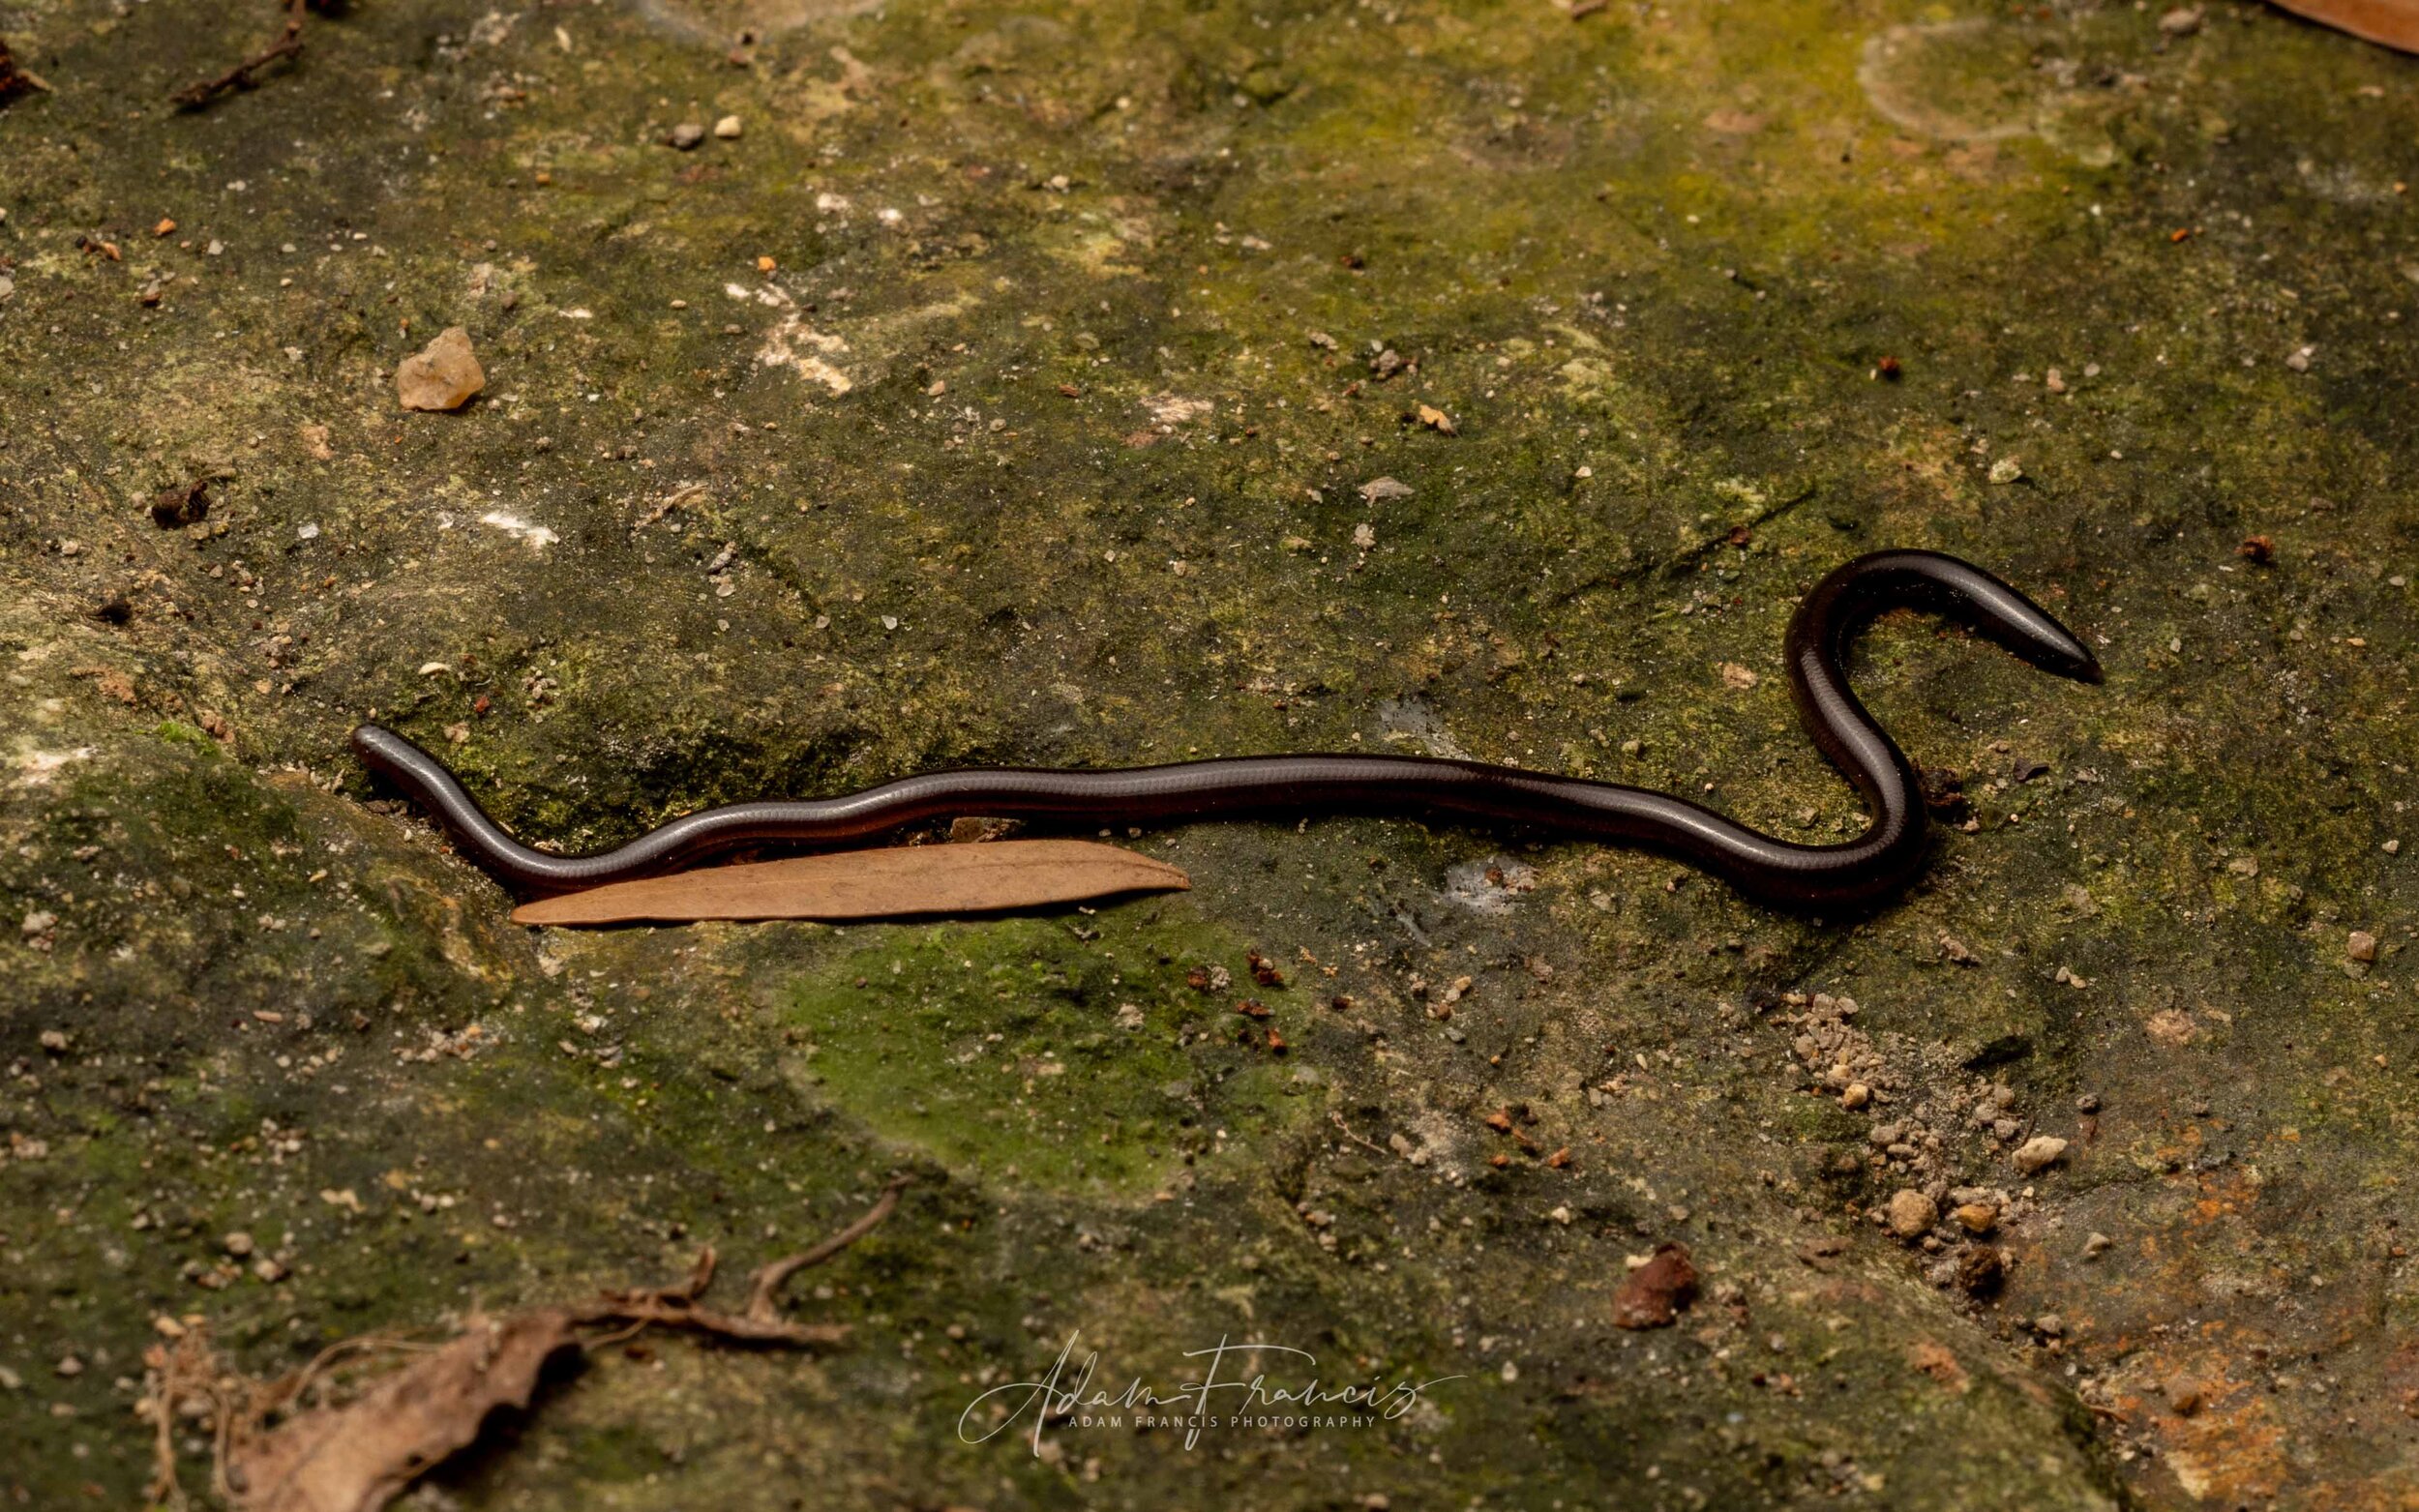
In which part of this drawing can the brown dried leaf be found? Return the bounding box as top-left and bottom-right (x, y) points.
(510, 839), (1189, 927)
(230, 1310), (581, 1512)
(2267, 0), (2419, 52)
(182, 1181), (908, 1512)
(1611, 1242), (1700, 1329)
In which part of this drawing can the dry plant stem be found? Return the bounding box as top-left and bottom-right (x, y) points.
(173, 0), (309, 109)
(743, 1174), (911, 1321)
(147, 1332), (214, 1510)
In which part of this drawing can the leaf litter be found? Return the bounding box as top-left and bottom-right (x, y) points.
(142, 1176), (909, 1512)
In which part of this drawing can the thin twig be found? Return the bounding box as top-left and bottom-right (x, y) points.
(743, 1174), (911, 1323)
(1329, 1109), (1389, 1157)
(172, 0), (310, 111)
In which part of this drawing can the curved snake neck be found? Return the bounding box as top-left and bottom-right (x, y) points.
(351, 548), (2100, 909)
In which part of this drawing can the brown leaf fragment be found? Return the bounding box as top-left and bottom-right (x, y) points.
(2267, 0), (2419, 53)
(157, 1182), (908, 1512)
(396, 326), (485, 412)
(1611, 1243), (1699, 1329)
(1414, 403), (1457, 434)
(230, 1310), (582, 1512)
(511, 840), (1189, 926)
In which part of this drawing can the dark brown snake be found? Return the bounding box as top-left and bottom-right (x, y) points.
(351, 548), (2100, 909)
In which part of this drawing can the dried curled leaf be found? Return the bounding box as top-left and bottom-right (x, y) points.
(510, 839), (1190, 926)
(229, 1312), (575, 1512)
(156, 1181), (909, 1512)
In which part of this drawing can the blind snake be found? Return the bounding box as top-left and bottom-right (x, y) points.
(352, 548), (2100, 909)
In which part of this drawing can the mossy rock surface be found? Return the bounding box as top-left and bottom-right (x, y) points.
(2, 0), (2415, 1506)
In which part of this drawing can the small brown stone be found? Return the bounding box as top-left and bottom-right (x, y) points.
(1612, 1243), (1699, 1329)
(2347, 930), (2378, 964)
(1886, 1189), (1938, 1240)
(397, 326), (486, 412)
(1953, 1201), (1998, 1235)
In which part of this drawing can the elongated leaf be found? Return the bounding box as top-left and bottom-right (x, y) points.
(2270, 0), (2419, 51)
(509, 839), (1190, 926)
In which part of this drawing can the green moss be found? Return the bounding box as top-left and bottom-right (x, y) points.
(779, 908), (1303, 1194)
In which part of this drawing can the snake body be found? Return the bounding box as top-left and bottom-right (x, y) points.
(352, 549), (2100, 909)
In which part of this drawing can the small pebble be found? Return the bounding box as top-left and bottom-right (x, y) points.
(2083, 1231), (2113, 1259)
(396, 327), (485, 412)
(2012, 1135), (2069, 1175)
(1839, 1082), (1870, 1111)
(223, 1231), (254, 1258)
(1886, 1189), (1937, 1240)
(714, 114), (744, 139)
(668, 122), (706, 150)
(2347, 930), (2378, 964)
(1953, 1201), (1998, 1235)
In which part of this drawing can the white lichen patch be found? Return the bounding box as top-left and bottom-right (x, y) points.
(478, 512), (558, 548)
(13, 746), (98, 788)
